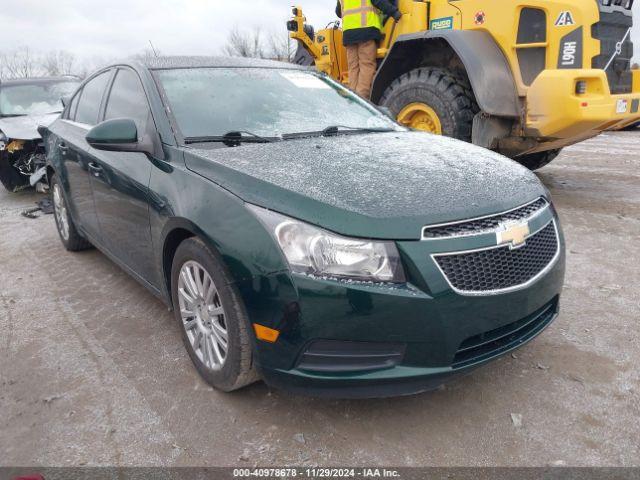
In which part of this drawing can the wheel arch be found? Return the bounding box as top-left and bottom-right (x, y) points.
(160, 217), (268, 309)
(160, 219), (203, 307)
(46, 165), (56, 186)
(372, 30), (521, 118)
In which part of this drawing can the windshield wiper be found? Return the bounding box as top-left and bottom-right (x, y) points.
(184, 131), (279, 146)
(282, 125), (396, 140)
(0, 113), (28, 118)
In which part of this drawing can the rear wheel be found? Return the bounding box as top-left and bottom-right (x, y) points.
(380, 67), (478, 141)
(171, 238), (259, 392)
(515, 149), (562, 171)
(51, 174), (92, 251)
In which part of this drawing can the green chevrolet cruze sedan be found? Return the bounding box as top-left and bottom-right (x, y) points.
(42, 57), (565, 398)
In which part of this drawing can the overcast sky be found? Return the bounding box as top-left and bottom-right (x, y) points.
(0, 0), (637, 65)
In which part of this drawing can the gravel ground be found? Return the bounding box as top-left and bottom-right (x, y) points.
(0, 132), (638, 467)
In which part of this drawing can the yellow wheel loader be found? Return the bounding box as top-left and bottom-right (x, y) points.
(287, 0), (639, 170)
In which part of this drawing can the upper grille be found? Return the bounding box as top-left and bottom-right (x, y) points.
(422, 198), (548, 239)
(434, 221), (559, 294)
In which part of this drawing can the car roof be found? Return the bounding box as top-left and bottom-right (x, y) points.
(136, 55), (306, 71)
(0, 76), (81, 87)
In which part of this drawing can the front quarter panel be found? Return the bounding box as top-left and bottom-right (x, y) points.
(148, 148), (291, 301)
(44, 120), (79, 219)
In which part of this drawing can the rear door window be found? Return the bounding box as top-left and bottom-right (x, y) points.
(75, 71), (111, 126)
(104, 69), (150, 135)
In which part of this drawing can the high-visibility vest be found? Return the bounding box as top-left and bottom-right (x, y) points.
(340, 0), (383, 32)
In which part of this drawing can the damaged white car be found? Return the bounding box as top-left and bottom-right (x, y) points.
(0, 77), (80, 192)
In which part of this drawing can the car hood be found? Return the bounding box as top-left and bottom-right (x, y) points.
(185, 132), (546, 240)
(0, 113), (60, 140)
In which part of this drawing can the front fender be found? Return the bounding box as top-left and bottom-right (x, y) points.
(372, 30), (521, 118)
(150, 158), (292, 305)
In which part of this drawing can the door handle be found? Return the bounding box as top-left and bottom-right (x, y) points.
(88, 162), (103, 177)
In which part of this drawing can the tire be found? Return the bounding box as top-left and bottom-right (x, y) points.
(171, 238), (259, 392)
(380, 67), (479, 142)
(50, 174), (93, 251)
(515, 149), (562, 171)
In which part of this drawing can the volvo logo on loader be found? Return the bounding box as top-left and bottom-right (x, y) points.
(497, 222), (531, 249)
(555, 11), (576, 26)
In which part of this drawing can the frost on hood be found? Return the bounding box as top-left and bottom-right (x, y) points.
(189, 132), (545, 226)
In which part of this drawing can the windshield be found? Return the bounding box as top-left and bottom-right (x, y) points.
(0, 81), (79, 117)
(155, 68), (402, 139)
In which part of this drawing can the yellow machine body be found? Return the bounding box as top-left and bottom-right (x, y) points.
(289, 0), (640, 159)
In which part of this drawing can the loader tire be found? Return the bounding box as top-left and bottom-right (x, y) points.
(379, 67), (479, 142)
(515, 149), (562, 171)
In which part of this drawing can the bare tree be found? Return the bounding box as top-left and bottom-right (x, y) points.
(41, 50), (76, 76)
(268, 31), (295, 62)
(223, 26), (266, 59)
(0, 47), (43, 79)
(73, 54), (118, 80)
(131, 47), (161, 63)
(223, 26), (294, 62)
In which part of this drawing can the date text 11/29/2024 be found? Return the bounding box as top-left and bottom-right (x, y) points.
(233, 468), (401, 478)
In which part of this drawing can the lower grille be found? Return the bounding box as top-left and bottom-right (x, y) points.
(434, 220), (559, 294)
(452, 298), (558, 369)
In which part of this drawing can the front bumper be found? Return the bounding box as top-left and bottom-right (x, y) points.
(261, 298), (560, 398)
(526, 69), (640, 149)
(237, 209), (566, 398)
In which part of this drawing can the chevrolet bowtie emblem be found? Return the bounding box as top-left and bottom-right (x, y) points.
(497, 221), (530, 249)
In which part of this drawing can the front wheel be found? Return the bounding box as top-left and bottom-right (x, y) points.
(171, 238), (259, 392)
(51, 174), (92, 251)
(379, 67), (478, 141)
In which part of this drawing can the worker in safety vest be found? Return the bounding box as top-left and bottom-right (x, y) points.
(336, 0), (401, 99)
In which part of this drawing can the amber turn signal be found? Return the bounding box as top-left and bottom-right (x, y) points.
(253, 324), (280, 343)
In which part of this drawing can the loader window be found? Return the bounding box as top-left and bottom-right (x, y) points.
(155, 67), (399, 140)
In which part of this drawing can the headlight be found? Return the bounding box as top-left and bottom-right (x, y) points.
(248, 205), (406, 283)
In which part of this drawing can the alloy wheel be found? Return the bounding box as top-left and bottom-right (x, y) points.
(53, 183), (70, 241)
(178, 261), (228, 371)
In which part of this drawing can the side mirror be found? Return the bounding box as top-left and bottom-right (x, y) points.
(86, 118), (152, 154)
